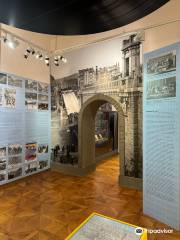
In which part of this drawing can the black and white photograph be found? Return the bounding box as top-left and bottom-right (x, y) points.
(8, 76), (23, 88)
(38, 94), (48, 102)
(0, 158), (6, 171)
(25, 79), (37, 91)
(0, 173), (6, 181)
(38, 102), (49, 110)
(25, 162), (38, 174)
(8, 144), (22, 155)
(146, 76), (176, 100)
(38, 144), (49, 154)
(147, 51), (176, 75)
(38, 160), (48, 169)
(25, 92), (37, 101)
(4, 88), (16, 108)
(25, 142), (37, 161)
(0, 88), (3, 106)
(38, 82), (48, 94)
(8, 167), (22, 180)
(25, 100), (38, 110)
(8, 156), (22, 165)
(0, 73), (7, 85)
(0, 147), (6, 157)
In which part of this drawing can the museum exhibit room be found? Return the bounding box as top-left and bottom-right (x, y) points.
(0, 0), (180, 239)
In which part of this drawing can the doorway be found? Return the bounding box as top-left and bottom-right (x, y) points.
(95, 103), (118, 159)
(78, 94), (125, 180)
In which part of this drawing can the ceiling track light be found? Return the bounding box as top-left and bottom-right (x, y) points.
(1, 30), (68, 67)
(53, 55), (67, 66)
(24, 47), (32, 59)
(35, 51), (43, 60)
(31, 49), (35, 55)
(45, 56), (50, 66)
(58, 55), (67, 63)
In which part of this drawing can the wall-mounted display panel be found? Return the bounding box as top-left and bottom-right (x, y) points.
(143, 43), (180, 230)
(0, 72), (51, 185)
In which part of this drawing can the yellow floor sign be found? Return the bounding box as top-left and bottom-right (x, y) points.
(66, 212), (147, 240)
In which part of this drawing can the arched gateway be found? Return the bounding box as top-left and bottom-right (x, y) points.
(78, 94), (125, 181)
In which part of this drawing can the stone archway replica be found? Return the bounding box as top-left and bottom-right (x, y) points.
(78, 94), (125, 180)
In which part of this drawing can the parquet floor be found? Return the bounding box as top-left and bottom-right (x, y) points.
(0, 156), (180, 240)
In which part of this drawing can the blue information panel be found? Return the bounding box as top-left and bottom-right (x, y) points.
(143, 43), (180, 230)
(0, 73), (51, 184)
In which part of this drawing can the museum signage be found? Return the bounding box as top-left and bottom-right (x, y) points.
(143, 43), (180, 230)
(0, 72), (51, 184)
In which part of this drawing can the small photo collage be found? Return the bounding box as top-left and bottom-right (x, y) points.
(25, 142), (49, 174)
(25, 80), (49, 111)
(0, 142), (49, 182)
(8, 144), (22, 180)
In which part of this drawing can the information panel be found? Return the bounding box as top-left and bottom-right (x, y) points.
(143, 43), (180, 230)
(0, 72), (51, 184)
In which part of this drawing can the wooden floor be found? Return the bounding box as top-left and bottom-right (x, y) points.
(0, 155), (180, 240)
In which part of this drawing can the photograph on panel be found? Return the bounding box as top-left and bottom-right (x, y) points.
(38, 94), (48, 102)
(146, 76), (176, 100)
(25, 161), (38, 174)
(147, 51), (176, 75)
(8, 156), (22, 166)
(8, 167), (22, 180)
(8, 144), (22, 155)
(38, 160), (48, 170)
(38, 82), (48, 94)
(25, 79), (37, 91)
(25, 92), (37, 101)
(38, 102), (49, 110)
(0, 173), (6, 182)
(8, 76), (23, 88)
(4, 88), (16, 108)
(0, 158), (6, 171)
(0, 73), (7, 85)
(38, 144), (49, 154)
(0, 88), (3, 106)
(25, 142), (37, 161)
(0, 147), (6, 157)
(25, 100), (38, 110)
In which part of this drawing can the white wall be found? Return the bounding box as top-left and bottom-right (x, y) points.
(0, 30), (50, 83)
(51, 0), (180, 80)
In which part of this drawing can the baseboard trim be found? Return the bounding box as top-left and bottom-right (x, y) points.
(51, 162), (142, 190)
(119, 175), (142, 190)
(51, 162), (96, 176)
(96, 150), (118, 162)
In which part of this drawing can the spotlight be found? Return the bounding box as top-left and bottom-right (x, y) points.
(62, 56), (67, 63)
(58, 55), (67, 63)
(54, 60), (59, 66)
(39, 54), (43, 60)
(24, 47), (31, 59)
(36, 52), (43, 60)
(55, 62), (59, 66)
(54, 56), (59, 66)
(31, 49), (35, 55)
(45, 56), (50, 66)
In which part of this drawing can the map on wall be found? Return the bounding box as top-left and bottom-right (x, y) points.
(0, 72), (51, 185)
